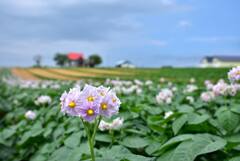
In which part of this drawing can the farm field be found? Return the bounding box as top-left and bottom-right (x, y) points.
(10, 67), (230, 83)
(1, 67), (240, 161)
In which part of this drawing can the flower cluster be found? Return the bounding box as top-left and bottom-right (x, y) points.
(156, 88), (173, 104)
(183, 84), (198, 93)
(60, 84), (121, 122)
(25, 110), (36, 120)
(105, 79), (143, 95)
(201, 91), (215, 102)
(35, 95), (52, 106)
(228, 66), (240, 83)
(204, 80), (214, 90)
(98, 117), (124, 131)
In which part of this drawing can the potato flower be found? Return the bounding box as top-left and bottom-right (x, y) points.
(228, 66), (240, 83)
(200, 91), (215, 102)
(60, 84), (121, 161)
(25, 110), (36, 120)
(156, 88), (173, 104)
(98, 117), (124, 131)
(35, 95), (52, 106)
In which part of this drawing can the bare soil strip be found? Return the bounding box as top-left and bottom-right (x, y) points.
(11, 68), (39, 80)
(28, 68), (79, 80)
(49, 69), (97, 77)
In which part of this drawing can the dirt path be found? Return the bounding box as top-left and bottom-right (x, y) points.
(49, 69), (97, 77)
(11, 68), (39, 80)
(28, 68), (79, 80)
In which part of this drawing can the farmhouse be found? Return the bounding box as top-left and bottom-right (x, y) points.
(67, 52), (84, 67)
(200, 56), (240, 67)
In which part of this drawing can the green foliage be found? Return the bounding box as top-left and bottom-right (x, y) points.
(54, 53), (69, 66)
(1, 68), (240, 161)
(88, 54), (102, 67)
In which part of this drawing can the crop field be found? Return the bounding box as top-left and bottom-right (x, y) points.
(10, 67), (229, 83)
(1, 67), (240, 161)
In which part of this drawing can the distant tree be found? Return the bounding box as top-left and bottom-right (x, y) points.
(54, 53), (68, 67)
(33, 55), (42, 67)
(88, 54), (102, 67)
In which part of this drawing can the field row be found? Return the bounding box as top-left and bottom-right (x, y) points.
(10, 67), (230, 83)
(10, 68), (133, 80)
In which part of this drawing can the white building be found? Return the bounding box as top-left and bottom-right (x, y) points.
(115, 60), (135, 68)
(200, 56), (240, 68)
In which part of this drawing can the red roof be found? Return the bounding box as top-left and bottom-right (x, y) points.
(67, 52), (84, 61)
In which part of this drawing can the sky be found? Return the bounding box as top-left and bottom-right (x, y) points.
(0, 0), (240, 67)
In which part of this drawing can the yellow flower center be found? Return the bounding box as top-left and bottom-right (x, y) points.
(68, 101), (76, 108)
(236, 71), (240, 75)
(101, 103), (108, 110)
(87, 96), (94, 102)
(87, 109), (94, 116)
(100, 92), (105, 96)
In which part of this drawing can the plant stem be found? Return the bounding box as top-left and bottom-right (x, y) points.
(81, 119), (95, 161)
(81, 117), (102, 161)
(109, 130), (114, 148)
(88, 133), (95, 161)
(91, 116), (102, 143)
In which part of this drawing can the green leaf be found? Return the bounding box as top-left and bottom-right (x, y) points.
(95, 134), (112, 143)
(188, 114), (209, 125)
(145, 142), (162, 155)
(172, 115), (188, 135)
(156, 134), (193, 154)
(0, 126), (16, 140)
(99, 145), (154, 161)
(18, 122), (44, 145)
(49, 147), (71, 161)
(176, 105), (194, 113)
(196, 134), (226, 155)
(65, 147), (83, 161)
(170, 140), (195, 161)
(160, 134), (226, 161)
(64, 132), (82, 148)
(229, 156), (240, 161)
(225, 134), (240, 143)
(30, 154), (47, 161)
(231, 104), (240, 114)
(157, 149), (174, 161)
(217, 110), (240, 132)
(121, 136), (149, 148)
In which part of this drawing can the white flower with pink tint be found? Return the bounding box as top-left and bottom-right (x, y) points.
(98, 117), (124, 131)
(25, 110), (36, 120)
(228, 66), (240, 83)
(156, 88), (173, 104)
(204, 80), (214, 90)
(184, 84), (198, 93)
(201, 91), (215, 102)
(212, 81), (228, 96)
(35, 95), (52, 106)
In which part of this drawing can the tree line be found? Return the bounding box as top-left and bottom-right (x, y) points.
(54, 53), (102, 67)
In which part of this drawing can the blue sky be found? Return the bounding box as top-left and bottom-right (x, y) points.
(0, 0), (239, 67)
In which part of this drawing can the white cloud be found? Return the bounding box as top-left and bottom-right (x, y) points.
(178, 20), (191, 28)
(0, 0), (192, 66)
